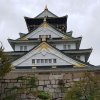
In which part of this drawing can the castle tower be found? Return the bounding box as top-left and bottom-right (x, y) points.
(7, 6), (99, 74)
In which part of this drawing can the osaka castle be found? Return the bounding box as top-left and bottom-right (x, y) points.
(7, 6), (100, 73)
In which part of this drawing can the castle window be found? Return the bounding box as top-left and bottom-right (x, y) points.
(39, 35), (51, 39)
(20, 46), (27, 51)
(53, 59), (56, 63)
(32, 59), (56, 64)
(24, 46), (27, 51)
(20, 46), (23, 51)
(49, 59), (52, 63)
(45, 59), (48, 63)
(68, 44), (71, 49)
(39, 35), (42, 38)
(41, 59), (44, 63)
(37, 59), (40, 63)
(49, 35), (51, 38)
(63, 44), (66, 50)
(32, 59), (35, 64)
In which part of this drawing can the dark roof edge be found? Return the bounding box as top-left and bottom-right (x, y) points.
(24, 15), (67, 20)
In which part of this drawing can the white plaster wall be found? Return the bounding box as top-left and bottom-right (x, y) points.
(15, 44), (36, 51)
(15, 42), (76, 51)
(53, 43), (76, 50)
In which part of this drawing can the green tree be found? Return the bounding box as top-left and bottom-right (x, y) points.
(0, 43), (11, 78)
(64, 72), (100, 100)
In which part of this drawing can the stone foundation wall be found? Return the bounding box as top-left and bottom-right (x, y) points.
(0, 71), (99, 100)
(0, 79), (73, 100)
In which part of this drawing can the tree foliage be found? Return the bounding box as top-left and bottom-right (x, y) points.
(0, 45), (11, 77)
(38, 91), (51, 100)
(64, 72), (100, 100)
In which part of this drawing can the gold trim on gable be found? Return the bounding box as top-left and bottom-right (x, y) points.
(62, 36), (70, 40)
(74, 63), (86, 68)
(41, 22), (48, 28)
(20, 36), (28, 40)
(41, 42), (48, 49)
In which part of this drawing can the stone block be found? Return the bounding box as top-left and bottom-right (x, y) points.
(52, 93), (59, 98)
(51, 80), (55, 84)
(49, 88), (55, 93)
(38, 86), (43, 91)
(55, 80), (58, 84)
(47, 85), (52, 88)
(65, 84), (70, 88)
(10, 79), (17, 83)
(8, 83), (14, 88)
(44, 80), (50, 85)
(13, 83), (20, 87)
(73, 78), (80, 81)
(39, 81), (44, 85)
(44, 87), (49, 92)
(52, 85), (58, 88)
(5, 79), (10, 82)
(54, 88), (61, 92)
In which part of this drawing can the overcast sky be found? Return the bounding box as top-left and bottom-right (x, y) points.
(0, 0), (100, 65)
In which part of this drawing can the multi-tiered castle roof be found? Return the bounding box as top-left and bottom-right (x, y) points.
(6, 6), (100, 72)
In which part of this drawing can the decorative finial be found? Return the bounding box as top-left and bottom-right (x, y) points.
(45, 5), (48, 10)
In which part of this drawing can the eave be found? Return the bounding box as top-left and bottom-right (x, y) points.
(8, 37), (81, 44)
(47, 37), (82, 49)
(5, 51), (26, 56)
(24, 15), (67, 22)
(61, 49), (92, 62)
(8, 36), (82, 51)
(8, 39), (41, 50)
(61, 49), (92, 54)
(24, 16), (68, 32)
(12, 66), (100, 73)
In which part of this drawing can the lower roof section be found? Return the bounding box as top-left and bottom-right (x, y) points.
(6, 49), (92, 56)
(12, 66), (100, 73)
(5, 48), (92, 62)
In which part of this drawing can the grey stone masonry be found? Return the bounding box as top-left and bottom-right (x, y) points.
(0, 78), (73, 100)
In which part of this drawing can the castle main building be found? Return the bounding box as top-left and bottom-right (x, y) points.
(7, 6), (100, 76)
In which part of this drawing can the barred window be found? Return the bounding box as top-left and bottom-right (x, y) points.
(32, 59), (35, 64)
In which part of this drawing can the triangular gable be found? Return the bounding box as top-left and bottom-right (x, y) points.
(19, 22), (71, 40)
(36, 9), (58, 18)
(12, 42), (87, 68)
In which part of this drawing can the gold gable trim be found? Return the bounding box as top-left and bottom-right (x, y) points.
(20, 36), (28, 40)
(74, 63), (86, 68)
(41, 22), (48, 28)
